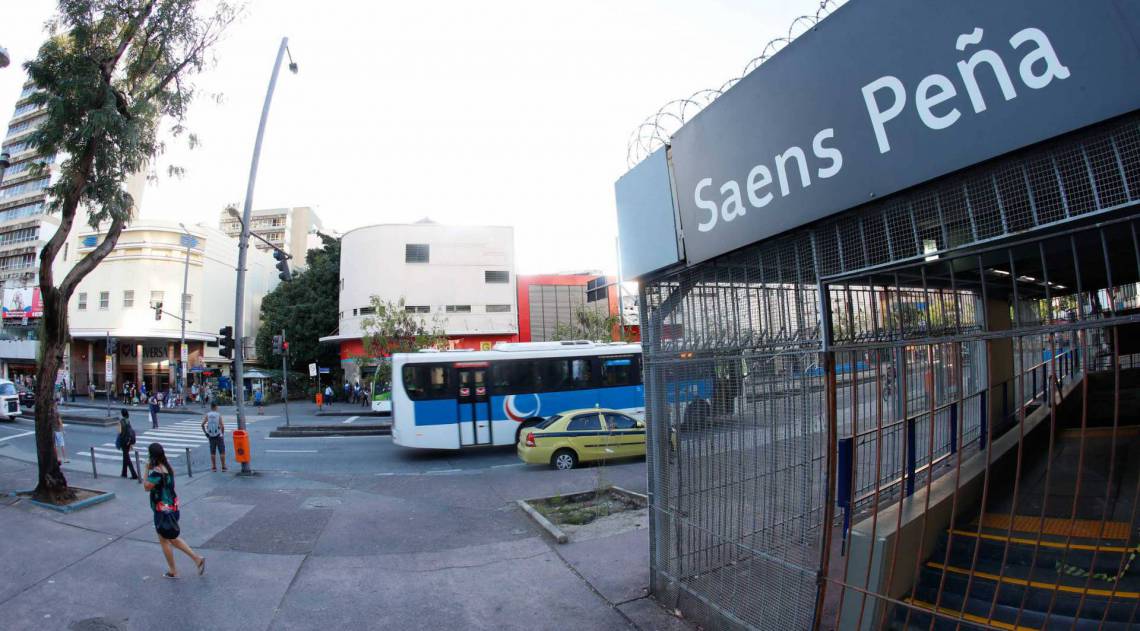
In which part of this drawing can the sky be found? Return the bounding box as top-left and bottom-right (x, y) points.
(1, 0), (823, 275)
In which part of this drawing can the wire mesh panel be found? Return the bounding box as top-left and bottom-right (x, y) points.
(641, 114), (1140, 630)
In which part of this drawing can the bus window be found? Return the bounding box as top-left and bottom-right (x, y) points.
(402, 366), (426, 400)
(426, 365), (450, 398)
(601, 356), (636, 387)
(570, 358), (593, 389)
(402, 364), (450, 400)
(539, 359), (571, 391)
(491, 361), (535, 394)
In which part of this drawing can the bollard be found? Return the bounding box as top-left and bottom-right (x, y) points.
(186, 447), (193, 477)
(90, 447), (97, 479)
(135, 449), (142, 484)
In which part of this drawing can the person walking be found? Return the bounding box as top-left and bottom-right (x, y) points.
(148, 394), (160, 429)
(143, 443), (205, 578)
(201, 403), (227, 472)
(254, 386), (264, 415)
(53, 416), (69, 463)
(117, 409), (138, 479)
(324, 384), (334, 405)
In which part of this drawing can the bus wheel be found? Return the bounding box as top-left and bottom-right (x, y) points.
(515, 419), (541, 446)
(552, 449), (578, 471)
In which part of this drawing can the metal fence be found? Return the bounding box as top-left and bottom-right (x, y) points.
(641, 113), (1140, 630)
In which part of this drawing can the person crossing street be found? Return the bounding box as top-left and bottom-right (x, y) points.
(201, 403), (227, 472)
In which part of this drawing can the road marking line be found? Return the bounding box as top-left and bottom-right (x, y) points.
(0, 430), (34, 442)
(492, 463), (524, 468)
(342, 416), (359, 424)
(265, 449), (318, 453)
(425, 468), (462, 474)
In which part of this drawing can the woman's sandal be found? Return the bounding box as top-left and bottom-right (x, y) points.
(196, 557), (206, 576)
(163, 572), (179, 579)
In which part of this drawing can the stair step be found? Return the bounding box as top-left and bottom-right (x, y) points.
(935, 530), (1132, 576)
(977, 514), (1132, 541)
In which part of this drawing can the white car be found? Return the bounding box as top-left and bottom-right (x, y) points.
(0, 379), (21, 420)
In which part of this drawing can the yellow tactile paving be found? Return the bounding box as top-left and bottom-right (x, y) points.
(928, 562), (1140, 599)
(904, 598), (1036, 631)
(978, 514), (1131, 541)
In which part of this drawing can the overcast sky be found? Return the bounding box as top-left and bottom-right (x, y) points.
(2, 0), (822, 274)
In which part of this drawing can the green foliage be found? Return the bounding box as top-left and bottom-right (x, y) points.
(359, 296), (448, 388)
(255, 234), (341, 373)
(551, 305), (620, 342)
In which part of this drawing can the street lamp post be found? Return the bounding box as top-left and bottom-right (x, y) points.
(232, 37), (297, 474)
(178, 223), (193, 403)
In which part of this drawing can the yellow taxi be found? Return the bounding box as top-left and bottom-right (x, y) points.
(517, 408), (646, 470)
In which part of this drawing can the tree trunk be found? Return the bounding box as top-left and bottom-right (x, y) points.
(33, 287), (73, 503)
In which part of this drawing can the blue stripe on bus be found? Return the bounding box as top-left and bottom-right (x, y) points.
(411, 385), (644, 427)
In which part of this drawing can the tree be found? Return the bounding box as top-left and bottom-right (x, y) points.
(359, 297), (448, 389)
(27, 0), (236, 502)
(255, 233), (340, 373)
(551, 306), (621, 342)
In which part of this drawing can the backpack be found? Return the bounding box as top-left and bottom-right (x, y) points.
(127, 425), (136, 446)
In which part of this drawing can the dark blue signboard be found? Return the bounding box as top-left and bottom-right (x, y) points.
(614, 147), (683, 279)
(625, 0), (1140, 270)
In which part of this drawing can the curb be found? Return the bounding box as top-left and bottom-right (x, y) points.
(19, 412), (119, 427)
(12, 487), (116, 513)
(60, 403), (201, 416)
(314, 410), (388, 417)
(269, 425), (391, 438)
(515, 498), (569, 544)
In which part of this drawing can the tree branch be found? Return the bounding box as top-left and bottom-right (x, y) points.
(104, 0), (155, 77)
(37, 141), (98, 295)
(60, 214), (126, 299)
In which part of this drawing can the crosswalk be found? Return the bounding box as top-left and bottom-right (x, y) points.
(89, 418), (211, 463)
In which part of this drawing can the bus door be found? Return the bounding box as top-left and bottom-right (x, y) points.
(456, 365), (492, 446)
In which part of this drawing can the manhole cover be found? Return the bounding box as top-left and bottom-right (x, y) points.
(70, 617), (127, 631)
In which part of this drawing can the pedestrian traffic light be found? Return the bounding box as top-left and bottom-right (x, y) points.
(272, 335), (283, 355)
(219, 326), (234, 359)
(107, 337), (118, 354)
(154, 301), (163, 321)
(274, 249), (291, 282)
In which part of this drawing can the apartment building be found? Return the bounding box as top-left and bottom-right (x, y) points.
(219, 205), (323, 264)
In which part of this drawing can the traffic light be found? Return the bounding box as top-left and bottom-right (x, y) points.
(272, 334), (283, 355)
(219, 326), (234, 359)
(154, 301), (163, 321)
(274, 249), (291, 282)
(107, 337), (118, 354)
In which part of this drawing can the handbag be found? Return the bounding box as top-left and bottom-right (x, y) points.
(152, 473), (181, 539)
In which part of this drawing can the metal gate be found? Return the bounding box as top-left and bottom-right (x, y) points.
(641, 114), (1140, 629)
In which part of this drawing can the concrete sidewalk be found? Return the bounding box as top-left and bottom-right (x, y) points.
(0, 455), (691, 631)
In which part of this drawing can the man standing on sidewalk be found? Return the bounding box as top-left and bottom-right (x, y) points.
(201, 402), (227, 472)
(148, 393), (160, 429)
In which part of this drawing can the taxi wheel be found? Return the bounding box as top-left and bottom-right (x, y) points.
(552, 449), (578, 471)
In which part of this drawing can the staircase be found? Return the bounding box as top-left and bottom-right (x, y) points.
(894, 514), (1139, 630)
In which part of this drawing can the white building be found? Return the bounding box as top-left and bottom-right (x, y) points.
(62, 219), (278, 395)
(218, 205), (323, 265)
(325, 220), (518, 382)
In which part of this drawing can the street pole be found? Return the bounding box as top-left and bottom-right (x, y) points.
(105, 331), (111, 418)
(178, 224), (192, 404)
(233, 37), (292, 474)
(281, 329), (290, 427)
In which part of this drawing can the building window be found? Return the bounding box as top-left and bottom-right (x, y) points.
(405, 305), (430, 314)
(587, 276), (608, 302)
(484, 270), (509, 284)
(182, 293), (192, 313)
(358, 306), (376, 316)
(405, 243), (430, 263)
(77, 292), (87, 310)
(150, 290), (164, 308)
(486, 304), (511, 313)
(99, 291), (109, 310)
(123, 290), (134, 308)
(445, 305), (471, 313)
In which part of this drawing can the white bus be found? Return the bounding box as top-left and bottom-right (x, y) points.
(391, 341), (644, 449)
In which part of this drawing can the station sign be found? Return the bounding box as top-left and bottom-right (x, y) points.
(619, 0), (1140, 271)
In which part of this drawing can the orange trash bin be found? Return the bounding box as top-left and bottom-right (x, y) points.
(232, 429), (250, 464)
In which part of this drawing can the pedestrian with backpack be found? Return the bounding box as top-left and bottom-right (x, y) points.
(143, 442), (205, 578)
(117, 409), (138, 479)
(201, 403), (227, 472)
